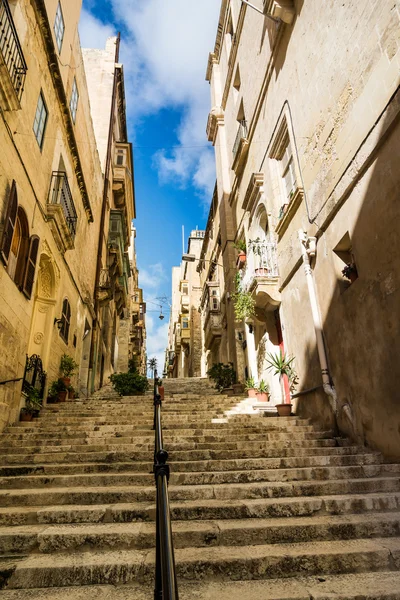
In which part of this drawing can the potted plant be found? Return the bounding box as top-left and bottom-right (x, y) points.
(266, 350), (295, 416)
(67, 385), (75, 400)
(20, 388), (42, 422)
(48, 379), (68, 403)
(245, 377), (257, 398)
(234, 240), (247, 269)
(232, 382), (244, 395)
(207, 363), (236, 393)
(59, 354), (78, 387)
(256, 379), (270, 402)
(342, 262), (358, 283)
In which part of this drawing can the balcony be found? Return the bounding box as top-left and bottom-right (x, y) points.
(113, 141), (135, 229)
(241, 240), (281, 311)
(0, 0), (27, 110)
(46, 171), (77, 252)
(232, 120), (249, 175)
(180, 294), (189, 312)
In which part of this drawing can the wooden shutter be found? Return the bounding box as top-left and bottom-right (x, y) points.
(22, 235), (40, 299)
(0, 181), (18, 265)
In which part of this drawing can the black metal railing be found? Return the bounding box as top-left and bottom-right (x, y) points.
(49, 171), (78, 238)
(232, 119), (248, 158)
(0, 0), (27, 101)
(153, 369), (179, 599)
(22, 354), (46, 399)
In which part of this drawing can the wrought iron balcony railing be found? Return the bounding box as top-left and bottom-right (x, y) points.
(233, 119), (248, 159)
(48, 171), (78, 238)
(241, 240), (279, 291)
(0, 0), (27, 101)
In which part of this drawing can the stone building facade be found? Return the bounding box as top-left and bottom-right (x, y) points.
(126, 223), (147, 375)
(204, 0), (400, 458)
(0, 0), (136, 432)
(167, 230), (205, 378)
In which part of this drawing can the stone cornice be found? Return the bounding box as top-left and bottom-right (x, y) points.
(242, 173), (265, 211)
(206, 106), (225, 144)
(31, 0), (94, 223)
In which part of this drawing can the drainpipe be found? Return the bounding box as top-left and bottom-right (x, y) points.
(298, 230), (338, 416)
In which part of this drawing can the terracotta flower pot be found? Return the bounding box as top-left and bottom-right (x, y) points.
(247, 388), (257, 398)
(276, 403), (292, 417)
(255, 268), (268, 276)
(57, 390), (68, 403)
(236, 252), (246, 269)
(68, 389), (74, 399)
(20, 412), (33, 422)
(61, 377), (71, 387)
(159, 386), (165, 400)
(256, 392), (269, 402)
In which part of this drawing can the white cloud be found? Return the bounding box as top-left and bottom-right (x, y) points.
(79, 8), (116, 49)
(85, 0), (220, 200)
(145, 315), (169, 376)
(139, 263), (167, 289)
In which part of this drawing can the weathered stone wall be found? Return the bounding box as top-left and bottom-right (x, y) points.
(0, 0), (104, 429)
(208, 0), (400, 457)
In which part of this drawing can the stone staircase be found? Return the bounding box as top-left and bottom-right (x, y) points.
(0, 377), (400, 598)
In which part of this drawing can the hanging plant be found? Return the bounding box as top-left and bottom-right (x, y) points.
(233, 272), (255, 320)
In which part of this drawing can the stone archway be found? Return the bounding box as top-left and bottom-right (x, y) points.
(28, 248), (58, 372)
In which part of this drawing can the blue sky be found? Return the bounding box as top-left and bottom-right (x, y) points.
(79, 0), (221, 369)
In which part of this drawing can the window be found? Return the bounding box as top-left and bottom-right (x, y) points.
(0, 182), (39, 298)
(115, 147), (127, 166)
(54, 2), (65, 53)
(33, 92), (48, 149)
(210, 289), (220, 311)
(60, 298), (71, 343)
(69, 78), (79, 123)
(182, 284), (188, 295)
(182, 317), (189, 329)
(280, 133), (296, 201)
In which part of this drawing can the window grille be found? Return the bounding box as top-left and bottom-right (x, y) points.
(54, 2), (65, 53)
(33, 92), (48, 149)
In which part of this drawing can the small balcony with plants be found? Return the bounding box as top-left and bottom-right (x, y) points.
(238, 238), (281, 313)
(0, 0), (27, 110)
(46, 171), (78, 252)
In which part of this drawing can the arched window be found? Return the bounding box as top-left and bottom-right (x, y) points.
(60, 298), (71, 343)
(0, 182), (40, 298)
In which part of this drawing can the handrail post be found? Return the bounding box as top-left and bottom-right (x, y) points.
(152, 369), (179, 599)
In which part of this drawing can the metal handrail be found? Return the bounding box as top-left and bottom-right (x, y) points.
(153, 369), (179, 599)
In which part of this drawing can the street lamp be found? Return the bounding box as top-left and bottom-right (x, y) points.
(182, 254), (224, 268)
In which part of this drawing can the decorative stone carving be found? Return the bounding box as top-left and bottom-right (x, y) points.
(33, 332), (44, 345)
(242, 173), (265, 211)
(38, 304), (50, 314)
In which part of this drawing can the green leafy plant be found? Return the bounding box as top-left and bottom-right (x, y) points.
(248, 237), (263, 256)
(287, 364), (299, 394)
(245, 377), (256, 390)
(233, 273), (255, 321)
(234, 240), (247, 253)
(48, 379), (67, 398)
(257, 380), (270, 394)
(207, 363), (237, 391)
(110, 372), (149, 396)
(265, 351), (295, 379)
(60, 354), (78, 378)
(21, 388), (42, 415)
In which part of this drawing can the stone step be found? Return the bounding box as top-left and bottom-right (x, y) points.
(1, 513), (400, 555)
(0, 463), (397, 490)
(2, 491), (400, 527)
(0, 452), (382, 478)
(2, 537), (400, 589)
(0, 431), (333, 454)
(2, 423), (316, 438)
(0, 476), (399, 508)
(2, 571), (400, 600)
(0, 444), (371, 465)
